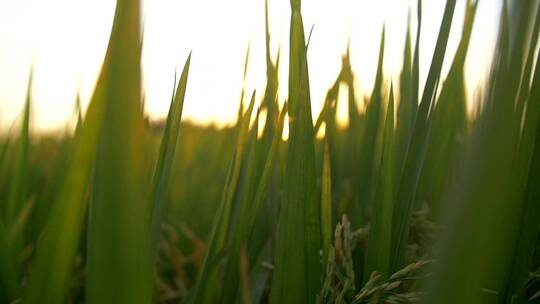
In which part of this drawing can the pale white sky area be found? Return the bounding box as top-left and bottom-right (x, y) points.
(0, 0), (501, 132)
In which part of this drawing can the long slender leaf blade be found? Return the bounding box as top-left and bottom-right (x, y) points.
(6, 72), (31, 226)
(220, 106), (260, 304)
(270, 0), (321, 302)
(220, 101), (288, 304)
(423, 2), (536, 302)
(354, 27), (385, 227)
(24, 10), (117, 303)
(394, 11), (416, 186)
(189, 92), (256, 304)
(321, 140), (332, 274)
(415, 0), (476, 218)
(391, 0), (457, 272)
(504, 22), (540, 298)
(1, 72), (32, 303)
(149, 53), (191, 260)
(365, 86), (394, 280)
(85, 0), (154, 302)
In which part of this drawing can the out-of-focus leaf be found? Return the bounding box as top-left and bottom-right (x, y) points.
(6, 72), (31, 226)
(1, 72), (32, 303)
(321, 140), (332, 274)
(85, 0), (154, 303)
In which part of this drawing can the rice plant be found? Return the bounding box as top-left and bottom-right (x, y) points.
(0, 0), (539, 303)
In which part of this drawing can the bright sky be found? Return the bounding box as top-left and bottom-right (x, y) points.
(0, 0), (501, 132)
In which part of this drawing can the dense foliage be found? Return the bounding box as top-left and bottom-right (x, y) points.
(1, 0), (539, 303)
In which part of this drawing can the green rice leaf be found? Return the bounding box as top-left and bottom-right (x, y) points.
(391, 0), (457, 272)
(24, 20), (112, 304)
(365, 85), (395, 280)
(321, 140), (332, 274)
(220, 105), (260, 304)
(394, 10), (416, 186)
(85, 0), (154, 302)
(503, 3), (540, 296)
(190, 91), (256, 304)
(423, 2), (537, 302)
(149, 53), (191, 261)
(354, 27), (385, 226)
(1, 72), (32, 303)
(415, 0), (476, 219)
(6, 72), (31, 226)
(270, 0), (321, 302)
